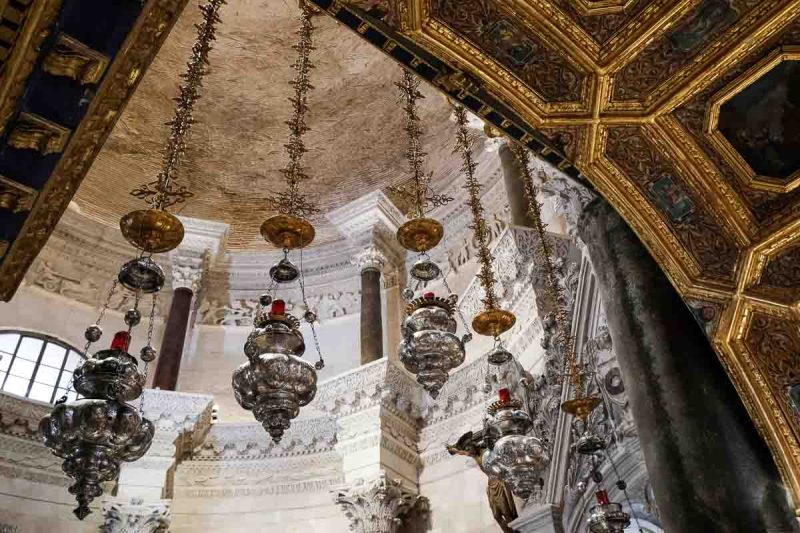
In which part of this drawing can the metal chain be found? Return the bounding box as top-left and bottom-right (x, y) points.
(604, 450), (645, 532)
(299, 246), (324, 369)
(441, 275), (472, 337)
(139, 293), (158, 414)
(60, 276), (119, 404)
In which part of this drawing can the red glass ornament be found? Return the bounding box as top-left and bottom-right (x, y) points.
(498, 388), (511, 404)
(423, 292), (435, 299)
(272, 299), (286, 315)
(110, 331), (131, 352)
(595, 490), (610, 505)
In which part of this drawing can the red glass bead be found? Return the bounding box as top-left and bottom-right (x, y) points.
(595, 490), (610, 505)
(110, 331), (131, 352)
(498, 388), (511, 403)
(272, 299), (286, 315)
(423, 292), (435, 299)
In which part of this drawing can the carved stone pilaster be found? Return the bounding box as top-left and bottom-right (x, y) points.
(100, 498), (170, 533)
(334, 473), (425, 533)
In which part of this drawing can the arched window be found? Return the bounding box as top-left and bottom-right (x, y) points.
(0, 331), (81, 404)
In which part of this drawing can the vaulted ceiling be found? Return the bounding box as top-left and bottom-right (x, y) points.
(304, 0), (800, 508)
(0, 0), (798, 512)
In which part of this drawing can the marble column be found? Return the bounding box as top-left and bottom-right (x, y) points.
(498, 142), (535, 227)
(578, 199), (796, 533)
(356, 247), (386, 365)
(153, 287), (192, 390)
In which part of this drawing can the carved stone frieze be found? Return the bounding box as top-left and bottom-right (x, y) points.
(100, 498), (170, 533)
(192, 417), (337, 460)
(334, 473), (425, 533)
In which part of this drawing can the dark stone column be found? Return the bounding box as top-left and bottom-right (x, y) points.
(360, 268), (384, 365)
(579, 199), (796, 532)
(152, 287), (193, 391)
(499, 143), (535, 227)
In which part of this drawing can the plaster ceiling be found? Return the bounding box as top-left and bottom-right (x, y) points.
(73, 0), (460, 250)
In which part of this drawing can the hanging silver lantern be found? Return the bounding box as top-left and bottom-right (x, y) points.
(483, 389), (550, 499)
(232, 299), (317, 443)
(399, 291), (467, 398)
(588, 490), (631, 533)
(40, 332), (154, 519)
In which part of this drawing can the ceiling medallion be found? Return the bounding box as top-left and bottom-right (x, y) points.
(40, 0), (226, 519)
(394, 69), (468, 399)
(234, 3), (325, 441)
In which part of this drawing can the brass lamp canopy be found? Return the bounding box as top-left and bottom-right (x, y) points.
(120, 209), (184, 253)
(472, 308), (516, 337)
(260, 214), (315, 250)
(397, 218), (444, 252)
(561, 395), (602, 421)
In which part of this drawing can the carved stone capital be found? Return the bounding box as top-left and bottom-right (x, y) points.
(353, 246), (388, 273)
(100, 498), (170, 533)
(334, 473), (424, 533)
(170, 254), (205, 293)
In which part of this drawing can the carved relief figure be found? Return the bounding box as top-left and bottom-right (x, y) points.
(447, 430), (517, 533)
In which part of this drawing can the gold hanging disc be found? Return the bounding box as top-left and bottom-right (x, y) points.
(396, 218), (444, 252)
(120, 209), (184, 253)
(260, 214), (315, 250)
(561, 396), (602, 421)
(472, 308), (516, 337)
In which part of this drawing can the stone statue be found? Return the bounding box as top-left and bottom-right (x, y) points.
(447, 430), (517, 533)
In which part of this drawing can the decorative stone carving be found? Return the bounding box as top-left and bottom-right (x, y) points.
(170, 253), (205, 293)
(353, 246), (388, 273)
(100, 498), (170, 533)
(334, 473), (424, 533)
(197, 290), (362, 326)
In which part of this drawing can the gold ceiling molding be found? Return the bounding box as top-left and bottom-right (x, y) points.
(346, 0), (800, 509)
(7, 112), (71, 155)
(0, 0), (192, 301)
(42, 33), (111, 85)
(705, 46), (800, 194)
(0, 175), (37, 214)
(0, 0), (63, 136)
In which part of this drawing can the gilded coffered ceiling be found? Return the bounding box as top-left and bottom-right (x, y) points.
(307, 0), (800, 510)
(73, 0), (459, 249)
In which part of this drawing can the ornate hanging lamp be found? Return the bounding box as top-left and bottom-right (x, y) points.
(509, 144), (601, 445)
(391, 69), (467, 399)
(232, 2), (324, 442)
(588, 489), (632, 533)
(482, 388), (550, 499)
(452, 105), (516, 363)
(40, 0), (225, 519)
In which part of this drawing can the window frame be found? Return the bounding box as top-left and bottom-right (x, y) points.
(0, 330), (82, 404)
